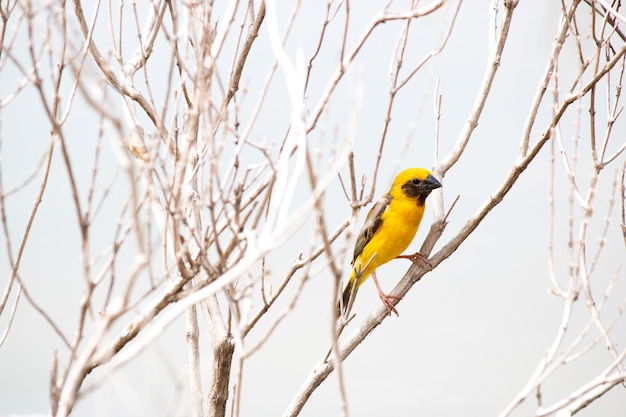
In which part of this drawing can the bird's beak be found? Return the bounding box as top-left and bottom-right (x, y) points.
(424, 174), (442, 190)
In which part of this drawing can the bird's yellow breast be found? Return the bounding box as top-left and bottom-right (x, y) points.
(352, 196), (425, 286)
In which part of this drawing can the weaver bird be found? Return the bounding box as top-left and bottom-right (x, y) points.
(340, 168), (442, 317)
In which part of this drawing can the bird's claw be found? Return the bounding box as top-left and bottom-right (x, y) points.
(397, 252), (432, 270)
(371, 270), (400, 316)
(378, 292), (400, 316)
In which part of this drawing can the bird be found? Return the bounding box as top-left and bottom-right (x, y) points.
(339, 168), (442, 318)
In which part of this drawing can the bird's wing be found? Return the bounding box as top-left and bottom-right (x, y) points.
(352, 194), (392, 264)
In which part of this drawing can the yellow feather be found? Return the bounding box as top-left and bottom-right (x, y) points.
(340, 168), (441, 316)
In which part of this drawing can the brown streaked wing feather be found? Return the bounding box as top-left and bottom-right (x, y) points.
(351, 194), (391, 265)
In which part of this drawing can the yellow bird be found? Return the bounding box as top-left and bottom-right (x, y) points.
(340, 168), (442, 317)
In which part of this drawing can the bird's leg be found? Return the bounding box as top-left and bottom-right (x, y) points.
(396, 251), (432, 270)
(371, 270), (399, 316)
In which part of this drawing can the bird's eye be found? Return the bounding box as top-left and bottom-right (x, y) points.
(411, 178), (421, 185)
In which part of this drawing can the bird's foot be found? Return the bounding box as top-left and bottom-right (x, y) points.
(371, 271), (400, 316)
(377, 291), (400, 316)
(397, 251), (432, 270)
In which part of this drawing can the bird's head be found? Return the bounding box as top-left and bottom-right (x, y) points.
(392, 168), (442, 205)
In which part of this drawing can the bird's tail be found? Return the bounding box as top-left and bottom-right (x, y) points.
(337, 272), (358, 319)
